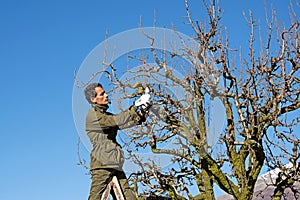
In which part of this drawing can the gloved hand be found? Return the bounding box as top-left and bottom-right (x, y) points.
(133, 87), (151, 124)
(134, 93), (151, 109)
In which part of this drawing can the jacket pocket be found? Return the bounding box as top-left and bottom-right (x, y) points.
(93, 141), (125, 168)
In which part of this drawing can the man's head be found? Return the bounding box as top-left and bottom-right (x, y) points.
(84, 83), (109, 105)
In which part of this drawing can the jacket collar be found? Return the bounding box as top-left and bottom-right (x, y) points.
(92, 104), (109, 112)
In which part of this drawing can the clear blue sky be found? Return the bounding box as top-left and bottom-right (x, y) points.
(0, 0), (296, 199)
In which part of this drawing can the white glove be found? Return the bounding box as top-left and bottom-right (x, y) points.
(134, 93), (150, 108)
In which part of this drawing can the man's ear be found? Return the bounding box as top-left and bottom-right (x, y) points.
(90, 97), (96, 103)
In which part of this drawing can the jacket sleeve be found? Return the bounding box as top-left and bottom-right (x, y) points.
(89, 106), (143, 131)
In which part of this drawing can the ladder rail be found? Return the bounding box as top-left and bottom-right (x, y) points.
(101, 176), (125, 200)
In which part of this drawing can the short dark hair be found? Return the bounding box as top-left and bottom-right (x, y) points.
(84, 83), (103, 104)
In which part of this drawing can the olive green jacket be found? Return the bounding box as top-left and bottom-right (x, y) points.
(86, 104), (142, 170)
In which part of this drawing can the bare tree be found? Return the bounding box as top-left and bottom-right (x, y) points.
(80, 0), (300, 199)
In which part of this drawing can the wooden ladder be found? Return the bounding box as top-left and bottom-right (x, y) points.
(101, 176), (125, 200)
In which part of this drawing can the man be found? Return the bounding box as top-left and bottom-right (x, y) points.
(84, 83), (150, 200)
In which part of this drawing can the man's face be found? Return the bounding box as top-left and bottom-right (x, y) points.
(91, 86), (109, 105)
